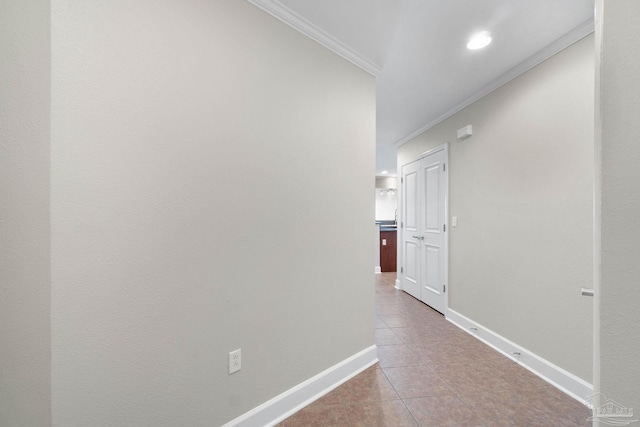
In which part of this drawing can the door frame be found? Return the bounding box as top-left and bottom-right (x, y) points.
(398, 143), (449, 315)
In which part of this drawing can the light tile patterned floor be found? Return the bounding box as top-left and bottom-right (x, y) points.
(277, 273), (591, 426)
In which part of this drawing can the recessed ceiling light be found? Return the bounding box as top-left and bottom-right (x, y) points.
(467, 31), (492, 50)
(381, 170), (388, 175)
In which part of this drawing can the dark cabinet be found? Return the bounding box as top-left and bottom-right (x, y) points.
(380, 230), (397, 272)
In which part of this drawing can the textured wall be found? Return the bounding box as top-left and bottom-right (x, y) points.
(599, 0), (640, 418)
(0, 1), (52, 425)
(398, 35), (594, 382)
(50, 1), (375, 425)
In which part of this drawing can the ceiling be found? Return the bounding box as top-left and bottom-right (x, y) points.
(249, 0), (594, 176)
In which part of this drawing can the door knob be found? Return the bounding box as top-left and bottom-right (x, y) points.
(412, 235), (424, 240)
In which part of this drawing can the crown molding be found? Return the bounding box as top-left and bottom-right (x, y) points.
(394, 18), (595, 147)
(247, 0), (381, 76)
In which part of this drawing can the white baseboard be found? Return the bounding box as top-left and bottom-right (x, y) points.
(395, 279), (401, 290)
(222, 345), (378, 427)
(446, 309), (592, 404)
(375, 266), (382, 274)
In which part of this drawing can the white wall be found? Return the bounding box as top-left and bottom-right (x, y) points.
(375, 176), (397, 189)
(375, 190), (397, 221)
(598, 0), (640, 418)
(398, 35), (594, 383)
(375, 176), (397, 221)
(50, 1), (375, 426)
(0, 1), (52, 425)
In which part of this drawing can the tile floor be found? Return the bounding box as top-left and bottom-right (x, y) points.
(277, 273), (591, 426)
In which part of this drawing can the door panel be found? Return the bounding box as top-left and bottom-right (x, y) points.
(404, 171), (418, 232)
(423, 244), (441, 295)
(401, 161), (421, 299)
(421, 149), (446, 313)
(424, 163), (440, 233)
(403, 240), (419, 297)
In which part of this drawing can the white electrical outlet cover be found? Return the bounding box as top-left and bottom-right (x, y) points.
(229, 349), (241, 374)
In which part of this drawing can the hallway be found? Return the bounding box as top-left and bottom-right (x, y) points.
(278, 273), (590, 426)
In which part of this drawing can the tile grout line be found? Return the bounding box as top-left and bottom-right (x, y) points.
(378, 279), (474, 426)
(383, 279), (491, 427)
(379, 364), (422, 427)
(378, 280), (424, 426)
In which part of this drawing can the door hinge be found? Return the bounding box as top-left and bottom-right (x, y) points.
(443, 163), (446, 172)
(443, 284), (446, 292)
(443, 224), (446, 232)
(401, 222), (403, 228)
(401, 267), (403, 273)
(401, 177), (404, 184)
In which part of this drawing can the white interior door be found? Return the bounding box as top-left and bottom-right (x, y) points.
(400, 146), (447, 313)
(401, 160), (420, 299)
(419, 149), (446, 313)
